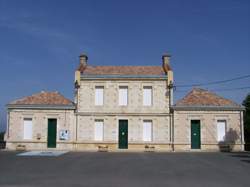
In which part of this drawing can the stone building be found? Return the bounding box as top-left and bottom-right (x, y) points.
(172, 88), (244, 151)
(5, 54), (245, 151)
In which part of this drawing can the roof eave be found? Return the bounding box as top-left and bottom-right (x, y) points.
(80, 74), (167, 80)
(6, 104), (76, 110)
(172, 105), (245, 111)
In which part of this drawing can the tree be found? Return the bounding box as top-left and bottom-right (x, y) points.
(242, 93), (250, 144)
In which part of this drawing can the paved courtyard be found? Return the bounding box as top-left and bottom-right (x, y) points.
(0, 151), (250, 187)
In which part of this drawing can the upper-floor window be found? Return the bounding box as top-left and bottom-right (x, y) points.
(23, 118), (33, 140)
(119, 86), (128, 106)
(95, 86), (104, 106)
(143, 86), (152, 106)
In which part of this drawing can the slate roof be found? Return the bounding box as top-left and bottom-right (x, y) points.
(175, 88), (242, 108)
(8, 91), (74, 108)
(79, 66), (168, 75)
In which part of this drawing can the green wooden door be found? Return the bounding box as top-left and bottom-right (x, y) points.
(47, 119), (57, 148)
(119, 120), (128, 149)
(191, 120), (201, 149)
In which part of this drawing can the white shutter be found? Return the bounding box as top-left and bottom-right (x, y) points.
(95, 87), (104, 106)
(23, 118), (33, 140)
(143, 121), (152, 141)
(217, 120), (226, 142)
(95, 120), (103, 141)
(143, 87), (152, 106)
(119, 86), (128, 106)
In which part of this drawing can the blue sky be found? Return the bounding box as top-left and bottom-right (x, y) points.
(0, 0), (249, 132)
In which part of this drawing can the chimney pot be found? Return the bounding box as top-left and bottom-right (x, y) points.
(162, 52), (171, 73)
(162, 52), (171, 65)
(79, 53), (88, 66)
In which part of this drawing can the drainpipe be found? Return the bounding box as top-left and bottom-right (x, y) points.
(168, 82), (174, 151)
(7, 109), (10, 139)
(75, 84), (79, 149)
(240, 110), (245, 151)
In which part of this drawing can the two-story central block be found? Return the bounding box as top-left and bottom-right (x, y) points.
(74, 53), (174, 151)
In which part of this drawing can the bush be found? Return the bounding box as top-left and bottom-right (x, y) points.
(0, 132), (4, 141)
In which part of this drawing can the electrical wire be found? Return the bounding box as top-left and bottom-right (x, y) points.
(175, 74), (250, 88)
(174, 86), (250, 93)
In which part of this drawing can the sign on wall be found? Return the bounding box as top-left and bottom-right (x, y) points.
(59, 130), (69, 140)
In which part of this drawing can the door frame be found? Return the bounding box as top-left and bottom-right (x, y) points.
(118, 119), (128, 149)
(47, 118), (57, 148)
(190, 119), (201, 149)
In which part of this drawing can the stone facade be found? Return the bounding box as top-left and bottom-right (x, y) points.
(173, 110), (244, 151)
(74, 79), (172, 151)
(6, 109), (76, 150)
(4, 54), (245, 152)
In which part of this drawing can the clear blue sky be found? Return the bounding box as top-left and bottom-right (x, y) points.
(0, 0), (249, 132)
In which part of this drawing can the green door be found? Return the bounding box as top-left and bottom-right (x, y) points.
(119, 120), (128, 149)
(191, 120), (201, 149)
(47, 119), (57, 148)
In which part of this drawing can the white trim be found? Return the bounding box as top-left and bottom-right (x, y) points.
(143, 86), (152, 106)
(23, 118), (33, 140)
(95, 86), (104, 106)
(143, 120), (152, 141)
(216, 120), (226, 142)
(118, 86), (128, 106)
(94, 120), (104, 141)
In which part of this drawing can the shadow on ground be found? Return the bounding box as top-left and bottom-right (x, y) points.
(229, 152), (250, 164)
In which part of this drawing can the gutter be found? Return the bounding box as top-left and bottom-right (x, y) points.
(81, 74), (167, 80)
(172, 105), (245, 111)
(6, 104), (76, 110)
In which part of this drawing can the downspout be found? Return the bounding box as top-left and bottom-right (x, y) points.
(168, 82), (174, 151)
(240, 110), (245, 151)
(7, 109), (10, 139)
(75, 82), (79, 149)
(168, 84), (172, 149)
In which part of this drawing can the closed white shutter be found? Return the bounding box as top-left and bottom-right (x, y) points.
(95, 120), (104, 141)
(217, 120), (226, 142)
(143, 121), (152, 141)
(119, 86), (128, 106)
(23, 118), (32, 140)
(95, 87), (104, 106)
(143, 87), (152, 106)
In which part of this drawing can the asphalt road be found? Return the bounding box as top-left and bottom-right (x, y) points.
(0, 151), (250, 187)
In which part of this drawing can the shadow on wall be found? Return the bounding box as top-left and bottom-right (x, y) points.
(218, 128), (239, 152)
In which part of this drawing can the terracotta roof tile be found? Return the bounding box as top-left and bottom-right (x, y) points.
(9, 91), (74, 105)
(80, 66), (167, 75)
(175, 88), (240, 107)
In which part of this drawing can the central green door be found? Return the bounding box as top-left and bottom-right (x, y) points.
(191, 120), (201, 149)
(119, 120), (128, 149)
(47, 119), (57, 148)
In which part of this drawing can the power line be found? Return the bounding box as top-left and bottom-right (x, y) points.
(174, 86), (250, 93)
(212, 86), (250, 92)
(175, 74), (250, 88)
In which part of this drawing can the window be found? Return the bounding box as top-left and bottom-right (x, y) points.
(94, 120), (104, 141)
(143, 120), (152, 141)
(119, 86), (128, 106)
(95, 86), (104, 106)
(23, 118), (32, 140)
(217, 120), (226, 142)
(143, 86), (152, 106)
